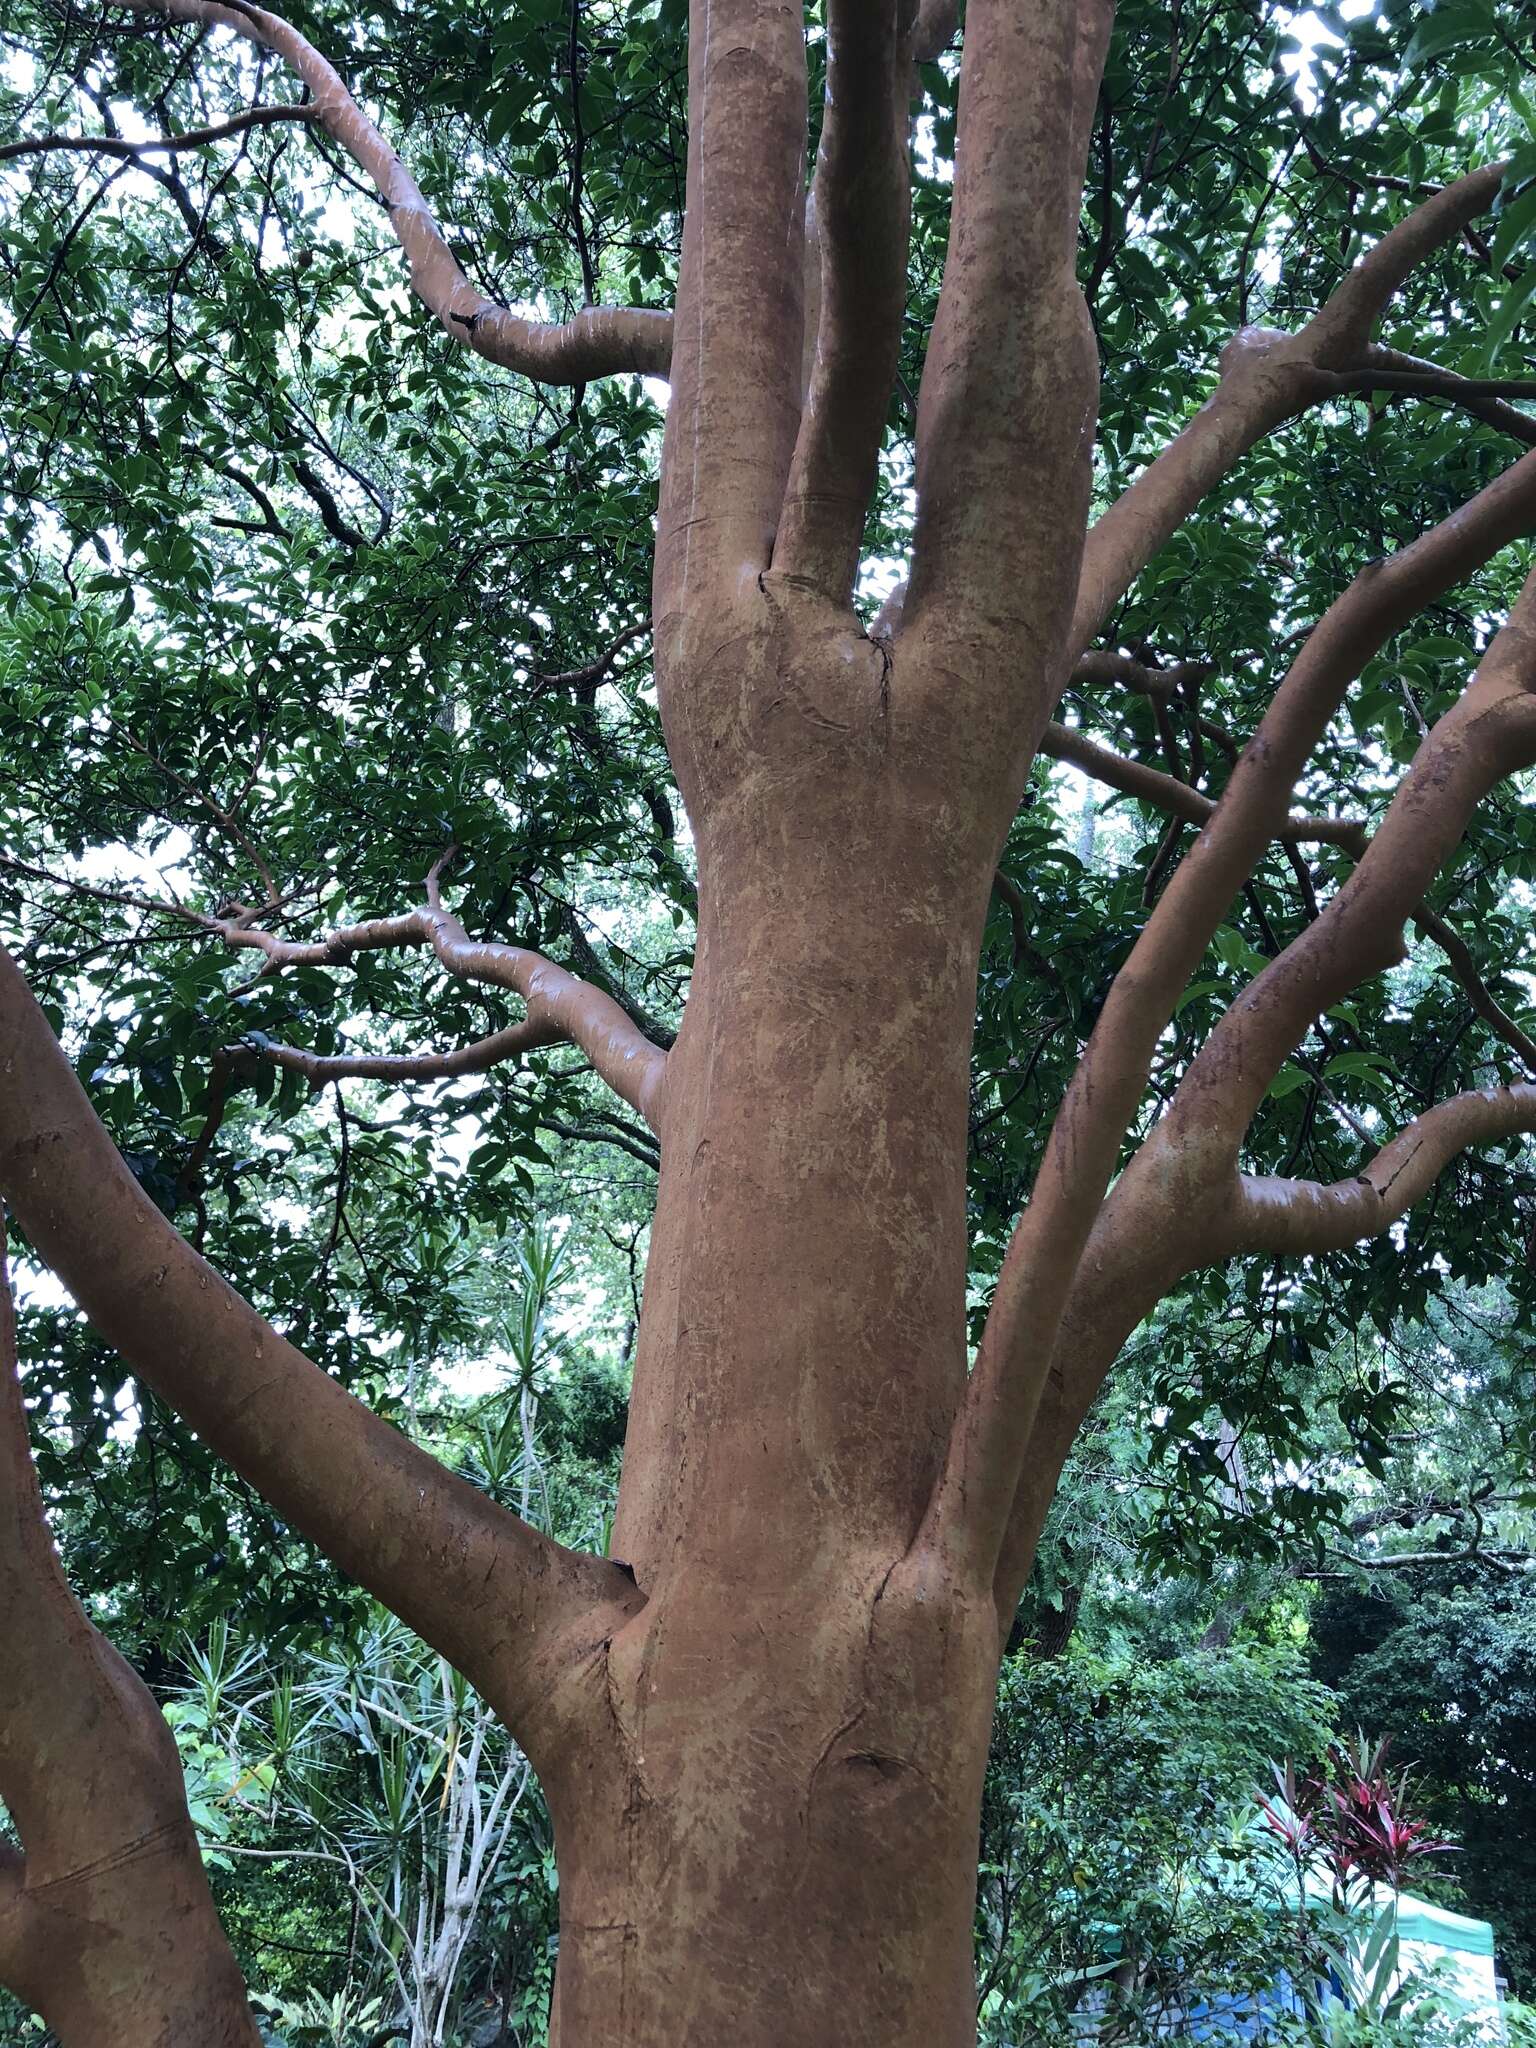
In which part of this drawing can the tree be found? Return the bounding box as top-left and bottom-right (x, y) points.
(1314, 1566), (1536, 1995)
(2, 0), (1536, 2040)
(978, 1639), (1336, 2038)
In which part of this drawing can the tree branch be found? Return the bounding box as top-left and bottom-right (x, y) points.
(113, 0), (671, 384)
(291, 455), (366, 548)
(531, 621), (648, 695)
(1324, 365), (1536, 401)
(1304, 1544), (1530, 1578)
(247, 1018), (551, 1085)
(903, 0), (1109, 679)
(553, 900), (676, 1056)
(1071, 162), (1509, 659)
(988, 571), (1536, 1629)
(0, 950), (645, 1744)
(1412, 906), (1536, 1075)
(542, 1114), (661, 1171)
(0, 1846), (27, 1998)
(1159, 561), (1536, 1175)
(1359, 344), (1536, 449)
(651, 0), (806, 622)
(910, 0), (958, 62)
(931, 447), (1536, 1587)
(119, 729), (281, 906)
(1230, 1083), (1536, 1258)
(0, 1225), (262, 2040)
(0, 854), (217, 927)
(224, 856), (668, 1129)
(772, 0), (909, 601)
(204, 453), (291, 536)
(1038, 719), (1366, 848)
(0, 103), (318, 160)
(1045, 721), (1536, 1052)
(3, 851), (670, 1131)
(1072, 652), (1238, 756)
(177, 1044), (254, 1196)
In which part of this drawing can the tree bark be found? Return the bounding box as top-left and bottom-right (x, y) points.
(529, 610), (1025, 2044)
(542, 1555), (998, 2047)
(0, 1230), (263, 2047)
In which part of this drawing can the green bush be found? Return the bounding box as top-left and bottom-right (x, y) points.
(1262, 1993), (1536, 2046)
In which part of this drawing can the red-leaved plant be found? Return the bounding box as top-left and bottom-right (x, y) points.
(1259, 1733), (1458, 1902)
(1258, 1735), (1461, 2022)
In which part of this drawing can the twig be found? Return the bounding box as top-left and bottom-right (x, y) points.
(0, 104), (318, 161)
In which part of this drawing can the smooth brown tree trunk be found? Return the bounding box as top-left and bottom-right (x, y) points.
(531, 630), (1019, 2046)
(544, 1568), (998, 2047)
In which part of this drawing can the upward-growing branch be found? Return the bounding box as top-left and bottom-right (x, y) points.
(0, 950), (644, 1749)
(902, 0), (1109, 686)
(1071, 162), (1510, 659)
(934, 444), (1536, 1587)
(772, 0), (910, 602)
(1165, 561), (1536, 1176)
(651, 0), (807, 630)
(989, 561), (1536, 1628)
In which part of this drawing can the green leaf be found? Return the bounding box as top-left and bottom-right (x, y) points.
(1403, 0), (1497, 66)
(1491, 182), (1536, 276)
(1267, 1066), (1313, 1100)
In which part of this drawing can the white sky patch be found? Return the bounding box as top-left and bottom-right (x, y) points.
(1278, 1), (1381, 112)
(105, 97), (157, 145)
(76, 827), (198, 898)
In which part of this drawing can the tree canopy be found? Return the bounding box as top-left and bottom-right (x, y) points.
(3, 0), (1535, 1632)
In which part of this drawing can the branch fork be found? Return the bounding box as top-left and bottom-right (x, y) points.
(225, 851), (669, 1130)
